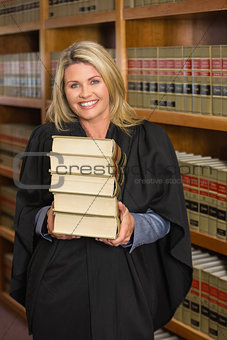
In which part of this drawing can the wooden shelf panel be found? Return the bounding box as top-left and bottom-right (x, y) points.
(0, 292), (26, 320)
(0, 165), (14, 179)
(0, 226), (14, 243)
(165, 318), (211, 340)
(135, 108), (227, 131)
(124, 0), (227, 20)
(0, 22), (40, 36)
(45, 11), (116, 29)
(190, 230), (227, 256)
(0, 96), (42, 109)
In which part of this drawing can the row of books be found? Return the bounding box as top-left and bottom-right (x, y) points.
(50, 48), (116, 90)
(49, 0), (115, 18)
(49, 135), (126, 239)
(0, 123), (35, 170)
(128, 45), (227, 116)
(0, 0), (39, 26)
(176, 151), (227, 241)
(124, 0), (186, 7)
(174, 247), (227, 339)
(0, 186), (17, 230)
(0, 52), (41, 98)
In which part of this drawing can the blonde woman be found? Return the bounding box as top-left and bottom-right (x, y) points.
(10, 41), (192, 340)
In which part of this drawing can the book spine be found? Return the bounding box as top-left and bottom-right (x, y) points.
(217, 276), (227, 340)
(212, 45), (222, 116)
(222, 45), (227, 117)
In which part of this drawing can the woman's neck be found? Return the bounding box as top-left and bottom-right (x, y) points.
(80, 119), (110, 139)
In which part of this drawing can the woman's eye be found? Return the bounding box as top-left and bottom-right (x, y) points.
(70, 83), (79, 88)
(91, 79), (99, 85)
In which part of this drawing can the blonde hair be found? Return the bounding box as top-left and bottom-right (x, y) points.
(46, 41), (142, 132)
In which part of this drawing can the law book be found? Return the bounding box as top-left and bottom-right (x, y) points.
(49, 153), (124, 185)
(53, 211), (120, 239)
(190, 256), (219, 330)
(183, 46), (193, 113)
(51, 136), (127, 167)
(165, 46), (176, 111)
(211, 45), (222, 116)
(192, 46), (201, 114)
(217, 274), (227, 340)
(221, 45), (227, 117)
(200, 46), (212, 115)
(53, 192), (118, 217)
(209, 270), (227, 339)
(181, 250), (210, 326)
(50, 173), (121, 199)
(198, 159), (222, 234)
(174, 46), (184, 112)
(216, 167), (227, 240)
(191, 258), (221, 331)
(201, 264), (227, 335)
(157, 47), (168, 111)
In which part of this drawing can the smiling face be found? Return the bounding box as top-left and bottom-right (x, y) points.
(64, 62), (110, 126)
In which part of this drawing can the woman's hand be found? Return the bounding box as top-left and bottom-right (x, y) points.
(46, 202), (81, 240)
(96, 201), (135, 247)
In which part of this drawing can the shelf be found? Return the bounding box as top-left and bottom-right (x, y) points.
(0, 165), (17, 180)
(0, 96), (42, 109)
(190, 230), (227, 256)
(45, 11), (116, 29)
(0, 291), (26, 320)
(0, 226), (14, 243)
(124, 0), (227, 20)
(135, 108), (227, 131)
(0, 22), (40, 36)
(165, 318), (211, 340)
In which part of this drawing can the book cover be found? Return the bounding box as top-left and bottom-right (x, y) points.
(53, 192), (118, 217)
(53, 211), (120, 239)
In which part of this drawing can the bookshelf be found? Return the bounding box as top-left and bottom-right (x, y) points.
(0, 1), (226, 339)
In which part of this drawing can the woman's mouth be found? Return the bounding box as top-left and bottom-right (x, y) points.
(79, 100), (99, 109)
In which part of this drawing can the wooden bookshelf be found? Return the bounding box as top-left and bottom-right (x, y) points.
(0, 226), (14, 244)
(0, 22), (40, 36)
(0, 292), (26, 320)
(0, 1), (226, 339)
(135, 108), (227, 132)
(124, 0), (227, 20)
(0, 96), (42, 109)
(190, 230), (227, 256)
(165, 318), (212, 340)
(45, 10), (116, 29)
(0, 165), (14, 179)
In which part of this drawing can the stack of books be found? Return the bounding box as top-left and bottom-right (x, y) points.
(49, 136), (127, 239)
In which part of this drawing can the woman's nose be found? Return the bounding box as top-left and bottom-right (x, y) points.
(79, 85), (91, 98)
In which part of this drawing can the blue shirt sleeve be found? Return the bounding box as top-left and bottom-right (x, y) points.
(122, 208), (170, 253)
(35, 205), (52, 242)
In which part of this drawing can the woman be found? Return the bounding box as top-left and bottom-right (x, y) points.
(10, 41), (192, 340)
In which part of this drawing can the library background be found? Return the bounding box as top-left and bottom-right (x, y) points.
(0, 0), (227, 339)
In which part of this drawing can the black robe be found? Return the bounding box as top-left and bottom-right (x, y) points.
(10, 120), (192, 340)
